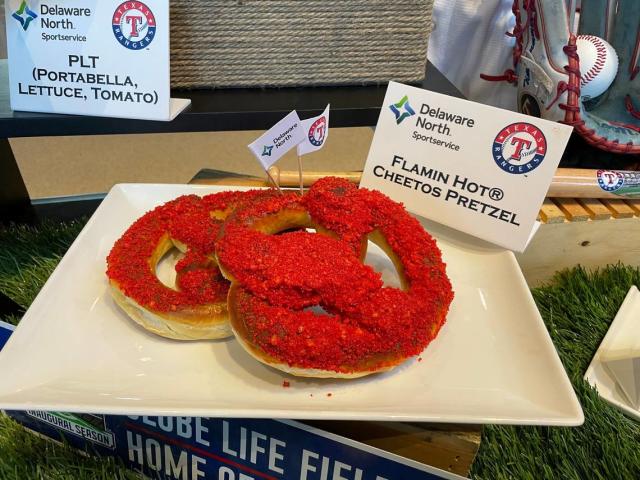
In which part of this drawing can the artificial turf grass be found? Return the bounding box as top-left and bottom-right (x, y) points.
(1, 220), (640, 479)
(0, 413), (139, 480)
(471, 265), (640, 480)
(0, 219), (86, 314)
(0, 219), (141, 479)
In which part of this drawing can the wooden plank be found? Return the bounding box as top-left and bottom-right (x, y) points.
(602, 199), (636, 218)
(276, 169), (362, 187)
(624, 199), (640, 215)
(189, 168), (267, 186)
(539, 199), (566, 224)
(553, 198), (590, 222)
(306, 421), (481, 477)
(516, 217), (640, 287)
(577, 198), (612, 220)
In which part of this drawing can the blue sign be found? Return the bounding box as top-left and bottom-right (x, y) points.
(0, 321), (14, 350)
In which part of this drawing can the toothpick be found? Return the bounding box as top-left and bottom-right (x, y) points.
(265, 168), (283, 194)
(297, 154), (304, 195)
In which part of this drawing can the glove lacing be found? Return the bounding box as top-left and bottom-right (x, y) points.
(480, 0), (539, 85)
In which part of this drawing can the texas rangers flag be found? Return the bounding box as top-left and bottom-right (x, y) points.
(297, 104), (330, 156)
(248, 110), (305, 170)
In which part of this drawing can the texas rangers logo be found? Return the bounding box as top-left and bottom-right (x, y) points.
(493, 123), (547, 174)
(307, 116), (327, 147)
(112, 2), (156, 50)
(597, 170), (624, 192)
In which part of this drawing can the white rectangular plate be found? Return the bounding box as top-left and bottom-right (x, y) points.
(0, 184), (583, 425)
(585, 286), (640, 419)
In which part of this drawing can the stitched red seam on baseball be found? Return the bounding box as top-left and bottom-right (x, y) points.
(564, 37), (640, 153)
(578, 35), (607, 86)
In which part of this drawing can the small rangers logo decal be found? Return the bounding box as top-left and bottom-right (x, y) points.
(112, 2), (156, 50)
(308, 116), (327, 147)
(597, 170), (624, 192)
(493, 123), (547, 175)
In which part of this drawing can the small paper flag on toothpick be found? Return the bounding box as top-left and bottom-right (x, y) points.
(297, 104), (330, 157)
(248, 110), (306, 170)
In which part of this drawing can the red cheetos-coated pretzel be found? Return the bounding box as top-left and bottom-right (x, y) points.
(106, 190), (259, 340)
(216, 178), (454, 377)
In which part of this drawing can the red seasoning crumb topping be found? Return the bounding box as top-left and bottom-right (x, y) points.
(106, 191), (258, 312)
(219, 178), (454, 374)
(304, 177), (374, 254)
(282, 380), (290, 388)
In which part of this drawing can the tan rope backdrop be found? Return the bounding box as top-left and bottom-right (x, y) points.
(169, 0), (433, 89)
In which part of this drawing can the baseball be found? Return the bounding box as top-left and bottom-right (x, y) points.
(576, 35), (618, 100)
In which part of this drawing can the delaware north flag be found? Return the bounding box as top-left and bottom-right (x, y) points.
(297, 104), (330, 156)
(248, 110), (305, 170)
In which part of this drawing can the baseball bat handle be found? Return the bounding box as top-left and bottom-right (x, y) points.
(548, 168), (637, 198)
(269, 167), (639, 199)
(268, 167), (361, 187)
(547, 168), (603, 198)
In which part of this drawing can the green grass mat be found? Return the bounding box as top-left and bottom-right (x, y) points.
(0, 220), (140, 478)
(0, 220), (86, 313)
(0, 412), (139, 480)
(472, 266), (640, 480)
(1, 219), (639, 479)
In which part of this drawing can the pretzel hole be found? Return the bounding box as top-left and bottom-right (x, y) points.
(274, 227), (309, 235)
(366, 231), (407, 291)
(364, 245), (402, 289)
(155, 246), (185, 289)
(303, 305), (331, 316)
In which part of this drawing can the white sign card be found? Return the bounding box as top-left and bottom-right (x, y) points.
(360, 82), (573, 252)
(5, 0), (190, 121)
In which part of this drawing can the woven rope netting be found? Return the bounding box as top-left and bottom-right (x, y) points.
(169, 0), (433, 88)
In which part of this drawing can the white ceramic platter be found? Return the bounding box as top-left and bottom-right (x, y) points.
(585, 286), (640, 420)
(0, 184), (583, 425)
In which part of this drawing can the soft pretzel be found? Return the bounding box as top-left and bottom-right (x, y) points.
(106, 191), (257, 340)
(216, 178), (454, 377)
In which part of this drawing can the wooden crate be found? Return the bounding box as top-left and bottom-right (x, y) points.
(518, 198), (640, 286)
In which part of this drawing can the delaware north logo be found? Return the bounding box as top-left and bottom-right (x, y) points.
(493, 123), (547, 174)
(389, 95), (416, 124)
(112, 1), (156, 50)
(262, 145), (274, 157)
(597, 170), (624, 192)
(12, 1), (37, 31)
(307, 116), (327, 147)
